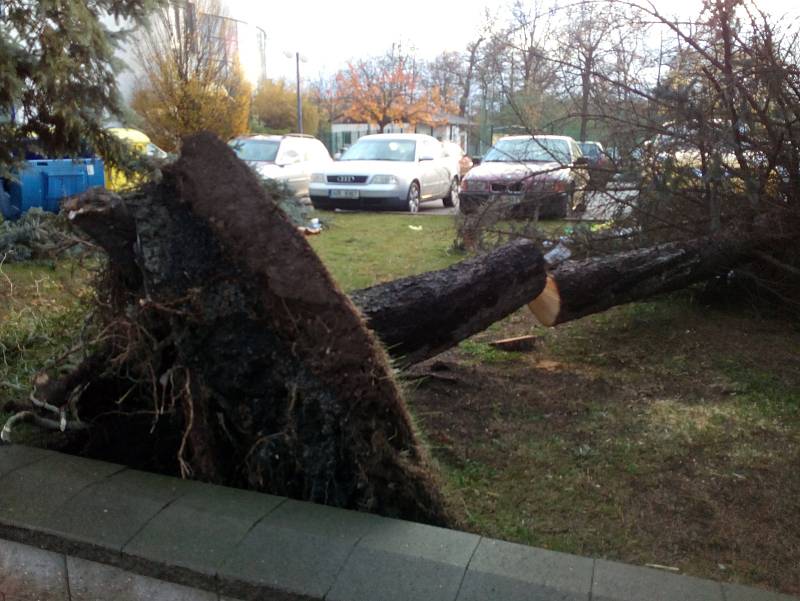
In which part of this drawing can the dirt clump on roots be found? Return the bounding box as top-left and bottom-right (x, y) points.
(47, 132), (449, 526)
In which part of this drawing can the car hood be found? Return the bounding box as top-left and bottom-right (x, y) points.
(324, 160), (418, 176)
(467, 161), (568, 180)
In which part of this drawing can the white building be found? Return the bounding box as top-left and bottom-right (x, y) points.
(330, 114), (471, 155)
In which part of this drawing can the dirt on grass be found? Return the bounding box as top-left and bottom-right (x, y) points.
(405, 294), (800, 595)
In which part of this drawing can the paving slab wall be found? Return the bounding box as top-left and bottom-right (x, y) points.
(0, 445), (795, 601)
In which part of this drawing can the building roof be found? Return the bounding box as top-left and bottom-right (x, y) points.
(333, 113), (472, 127)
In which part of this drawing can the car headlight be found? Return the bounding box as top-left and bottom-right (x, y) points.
(371, 174), (398, 185)
(462, 178), (489, 192)
(310, 173), (325, 183)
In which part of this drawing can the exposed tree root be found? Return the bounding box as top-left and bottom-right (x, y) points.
(21, 134), (452, 526)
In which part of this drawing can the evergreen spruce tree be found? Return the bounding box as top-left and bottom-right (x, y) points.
(0, 0), (163, 176)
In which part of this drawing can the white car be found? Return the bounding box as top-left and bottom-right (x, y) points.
(309, 134), (459, 213)
(229, 134), (332, 197)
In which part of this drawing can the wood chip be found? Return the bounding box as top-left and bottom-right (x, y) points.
(488, 335), (538, 352)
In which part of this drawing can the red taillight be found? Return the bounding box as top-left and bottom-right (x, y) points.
(552, 180), (566, 193)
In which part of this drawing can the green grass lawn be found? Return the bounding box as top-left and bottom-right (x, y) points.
(307, 212), (463, 290)
(0, 259), (93, 443)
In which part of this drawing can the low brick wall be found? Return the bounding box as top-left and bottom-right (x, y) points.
(0, 445), (795, 601)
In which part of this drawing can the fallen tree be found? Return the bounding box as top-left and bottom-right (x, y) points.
(8, 133), (788, 527)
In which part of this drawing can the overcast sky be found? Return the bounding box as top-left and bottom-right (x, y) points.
(226, 0), (492, 83)
(225, 0), (800, 85)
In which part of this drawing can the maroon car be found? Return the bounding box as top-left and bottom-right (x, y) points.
(460, 135), (588, 218)
(578, 141), (614, 189)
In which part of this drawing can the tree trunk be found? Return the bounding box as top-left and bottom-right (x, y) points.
(579, 51), (592, 142)
(352, 239), (546, 366)
(459, 38), (483, 118)
(528, 236), (776, 326)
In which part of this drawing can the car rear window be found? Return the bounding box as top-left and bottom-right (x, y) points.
(579, 143), (600, 157)
(341, 139), (416, 161)
(229, 139), (280, 162)
(485, 138), (570, 163)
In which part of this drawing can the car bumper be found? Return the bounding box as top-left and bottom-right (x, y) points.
(460, 192), (569, 218)
(309, 183), (407, 211)
(310, 194), (408, 211)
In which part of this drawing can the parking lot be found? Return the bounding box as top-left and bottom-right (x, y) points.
(304, 187), (639, 220)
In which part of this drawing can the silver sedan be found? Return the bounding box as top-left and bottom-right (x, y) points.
(308, 134), (459, 213)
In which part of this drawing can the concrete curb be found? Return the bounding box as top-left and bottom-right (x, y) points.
(0, 445), (796, 601)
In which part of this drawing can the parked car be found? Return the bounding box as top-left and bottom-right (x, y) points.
(578, 141), (614, 189)
(308, 133), (459, 212)
(459, 135), (589, 218)
(105, 127), (169, 192)
(442, 141), (474, 178)
(229, 134), (332, 197)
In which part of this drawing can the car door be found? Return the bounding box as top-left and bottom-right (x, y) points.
(294, 138), (319, 197)
(416, 139), (437, 199)
(432, 140), (452, 196)
(418, 139), (450, 199)
(276, 139), (306, 196)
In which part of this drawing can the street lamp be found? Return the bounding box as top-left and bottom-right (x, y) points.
(284, 51), (307, 134)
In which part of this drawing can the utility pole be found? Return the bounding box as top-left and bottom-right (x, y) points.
(285, 51), (305, 134)
(295, 51), (303, 134)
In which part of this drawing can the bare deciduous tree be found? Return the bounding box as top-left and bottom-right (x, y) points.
(130, 0), (251, 152)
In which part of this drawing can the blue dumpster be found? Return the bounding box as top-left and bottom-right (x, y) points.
(0, 157), (105, 220)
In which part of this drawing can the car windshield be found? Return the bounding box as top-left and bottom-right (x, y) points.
(484, 138), (570, 163)
(229, 139), (280, 162)
(340, 139), (416, 161)
(579, 143), (600, 157)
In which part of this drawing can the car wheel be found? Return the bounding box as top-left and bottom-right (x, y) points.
(407, 182), (420, 213)
(442, 177), (460, 209)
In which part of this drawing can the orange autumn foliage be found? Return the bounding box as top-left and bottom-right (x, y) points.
(334, 50), (456, 131)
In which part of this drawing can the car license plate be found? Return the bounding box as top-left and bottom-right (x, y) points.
(330, 189), (359, 199)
